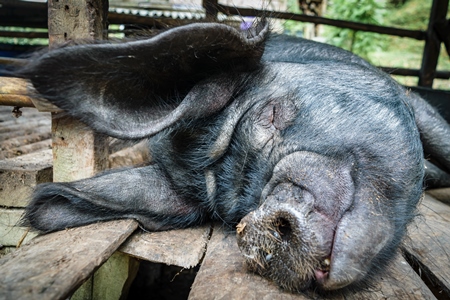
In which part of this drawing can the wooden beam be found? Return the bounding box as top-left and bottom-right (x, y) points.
(0, 219), (139, 300)
(119, 225), (212, 268)
(47, 0), (109, 181)
(203, 0), (219, 21)
(402, 194), (450, 298)
(418, 0), (449, 87)
(0, 57), (27, 66)
(0, 77), (63, 111)
(0, 31), (48, 39)
(0, 77), (39, 108)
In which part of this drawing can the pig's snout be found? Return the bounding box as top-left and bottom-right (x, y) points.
(236, 206), (329, 292)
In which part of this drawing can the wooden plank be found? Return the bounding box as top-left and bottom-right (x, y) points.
(0, 126), (50, 142)
(0, 149), (52, 207)
(3, 139), (52, 159)
(189, 224), (435, 300)
(0, 219), (138, 300)
(0, 208), (38, 246)
(0, 77), (59, 112)
(120, 225), (212, 269)
(425, 188), (450, 205)
(0, 132), (52, 159)
(45, 2), (118, 299)
(0, 77), (39, 108)
(402, 194), (450, 298)
(48, 0), (109, 182)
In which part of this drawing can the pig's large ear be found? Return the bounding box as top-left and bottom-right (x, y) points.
(15, 21), (269, 139)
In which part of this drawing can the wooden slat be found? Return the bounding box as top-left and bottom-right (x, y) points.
(0, 132), (52, 159)
(0, 77), (35, 108)
(402, 194), (450, 298)
(189, 224), (436, 300)
(0, 149), (52, 208)
(0, 77), (60, 112)
(120, 225), (211, 269)
(0, 219), (138, 300)
(2, 139), (52, 159)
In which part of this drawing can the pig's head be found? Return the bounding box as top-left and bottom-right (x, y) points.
(229, 63), (424, 292)
(16, 20), (425, 293)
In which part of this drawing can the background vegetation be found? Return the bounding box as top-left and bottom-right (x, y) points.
(321, 0), (449, 89)
(0, 0), (448, 89)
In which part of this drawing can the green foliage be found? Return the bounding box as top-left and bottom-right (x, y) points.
(283, 0), (305, 36)
(384, 0), (431, 30)
(0, 27), (48, 46)
(324, 0), (388, 62)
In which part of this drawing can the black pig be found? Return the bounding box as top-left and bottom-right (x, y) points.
(14, 21), (450, 292)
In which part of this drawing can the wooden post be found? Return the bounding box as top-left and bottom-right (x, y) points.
(418, 0), (449, 87)
(202, 0), (219, 21)
(48, 0), (109, 182)
(46, 1), (118, 299)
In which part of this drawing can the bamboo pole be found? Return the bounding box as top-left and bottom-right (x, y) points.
(0, 77), (60, 111)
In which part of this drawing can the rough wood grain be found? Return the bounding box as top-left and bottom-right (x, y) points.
(2, 139), (52, 159)
(120, 225), (211, 269)
(51, 113), (109, 182)
(0, 77), (40, 108)
(109, 140), (151, 169)
(0, 219), (138, 300)
(0, 124), (50, 141)
(0, 132), (52, 159)
(48, 0), (109, 182)
(426, 188), (450, 205)
(0, 108), (50, 132)
(0, 77), (60, 112)
(402, 194), (450, 298)
(0, 149), (52, 207)
(189, 224), (435, 300)
(0, 208), (37, 246)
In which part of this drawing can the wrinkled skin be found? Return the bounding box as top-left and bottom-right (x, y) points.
(14, 21), (450, 293)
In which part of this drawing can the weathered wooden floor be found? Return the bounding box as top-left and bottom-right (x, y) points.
(0, 106), (449, 300)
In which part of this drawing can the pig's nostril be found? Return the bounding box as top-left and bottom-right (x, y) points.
(275, 217), (292, 241)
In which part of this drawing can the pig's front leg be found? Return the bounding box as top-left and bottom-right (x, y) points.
(24, 164), (206, 233)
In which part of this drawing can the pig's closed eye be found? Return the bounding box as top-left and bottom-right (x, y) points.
(258, 100), (297, 131)
(258, 103), (278, 130)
